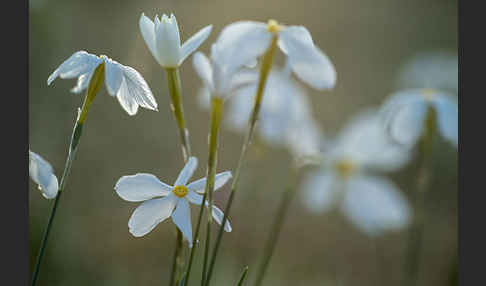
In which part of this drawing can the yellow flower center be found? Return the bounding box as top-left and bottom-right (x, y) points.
(421, 88), (436, 101)
(267, 19), (282, 33)
(173, 185), (188, 198)
(335, 159), (356, 179)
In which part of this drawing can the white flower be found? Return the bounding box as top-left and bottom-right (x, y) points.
(214, 20), (337, 90)
(115, 157), (232, 246)
(395, 51), (458, 94)
(380, 88), (458, 148)
(47, 51), (158, 116)
(29, 150), (59, 199)
(301, 110), (412, 236)
(139, 13), (212, 68)
(192, 43), (259, 99)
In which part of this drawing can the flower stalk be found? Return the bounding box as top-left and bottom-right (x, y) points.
(31, 62), (104, 286)
(165, 67), (192, 286)
(182, 96), (223, 286)
(402, 105), (437, 286)
(204, 34), (279, 286)
(236, 266), (249, 286)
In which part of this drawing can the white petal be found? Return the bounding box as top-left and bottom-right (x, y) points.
(172, 199), (193, 247)
(433, 94), (458, 148)
(301, 170), (339, 213)
(193, 52), (214, 91)
(186, 190), (203, 205)
(380, 91), (429, 147)
(128, 195), (177, 237)
(179, 25), (213, 65)
(115, 64), (158, 115)
(197, 86), (212, 110)
(278, 27), (336, 90)
(70, 71), (93, 94)
(175, 157), (198, 186)
(154, 14), (181, 67)
(103, 57), (123, 96)
(187, 171), (232, 194)
(332, 109), (411, 172)
(29, 151), (59, 199)
(115, 173), (172, 202)
(139, 13), (160, 62)
(215, 21), (272, 75)
(47, 51), (102, 85)
(341, 175), (411, 237)
(211, 205), (232, 232)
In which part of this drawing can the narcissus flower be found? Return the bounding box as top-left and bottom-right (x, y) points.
(139, 13), (212, 68)
(29, 150), (59, 199)
(301, 110), (411, 236)
(115, 157), (232, 246)
(214, 20), (336, 90)
(380, 88), (458, 148)
(48, 51), (158, 116)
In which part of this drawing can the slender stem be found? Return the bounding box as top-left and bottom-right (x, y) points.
(182, 97), (223, 286)
(254, 169), (299, 286)
(204, 34), (279, 286)
(402, 106), (437, 286)
(165, 67), (192, 286)
(31, 63), (105, 286)
(236, 266), (249, 286)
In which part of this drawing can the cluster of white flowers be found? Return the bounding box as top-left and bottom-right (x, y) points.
(29, 11), (457, 285)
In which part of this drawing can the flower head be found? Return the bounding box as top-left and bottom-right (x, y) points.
(48, 51), (158, 116)
(29, 150), (59, 199)
(301, 110), (412, 236)
(380, 88), (458, 148)
(214, 20), (337, 90)
(115, 157), (232, 246)
(139, 13), (212, 68)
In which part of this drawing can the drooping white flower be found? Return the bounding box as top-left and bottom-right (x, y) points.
(214, 20), (337, 90)
(396, 51), (458, 94)
(47, 51), (158, 116)
(115, 157), (232, 246)
(380, 88), (458, 148)
(301, 110), (412, 236)
(139, 13), (212, 68)
(29, 150), (59, 199)
(193, 43), (259, 99)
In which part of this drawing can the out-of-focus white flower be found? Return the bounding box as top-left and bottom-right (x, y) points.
(139, 13), (212, 68)
(214, 20), (336, 90)
(301, 110), (412, 236)
(29, 150), (59, 199)
(380, 88), (458, 148)
(115, 157), (232, 246)
(396, 51), (458, 94)
(193, 43), (259, 99)
(197, 66), (325, 161)
(48, 51), (158, 116)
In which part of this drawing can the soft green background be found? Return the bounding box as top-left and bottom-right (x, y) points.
(29, 0), (458, 285)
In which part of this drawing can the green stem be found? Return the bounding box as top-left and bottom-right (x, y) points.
(165, 67), (192, 286)
(254, 169), (299, 286)
(31, 63), (104, 286)
(236, 266), (249, 286)
(204, 34), (279, 286)
(402, 106), (436, 286)
(182, 97), (223, 286)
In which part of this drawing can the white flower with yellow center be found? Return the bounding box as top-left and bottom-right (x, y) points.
(301, 110), (412, 236)
(29, 150), (59, 199)
(214, 20), (336, 90)
(115, 157), (232, 246)
(47, 51), (158, 116)
(139, 13), (212, 68)
(380, 88), (458, 148)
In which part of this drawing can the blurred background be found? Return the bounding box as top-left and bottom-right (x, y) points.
(29, 0), (458, 285)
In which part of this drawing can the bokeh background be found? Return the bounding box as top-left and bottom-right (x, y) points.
(29, 0), (458, 285)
